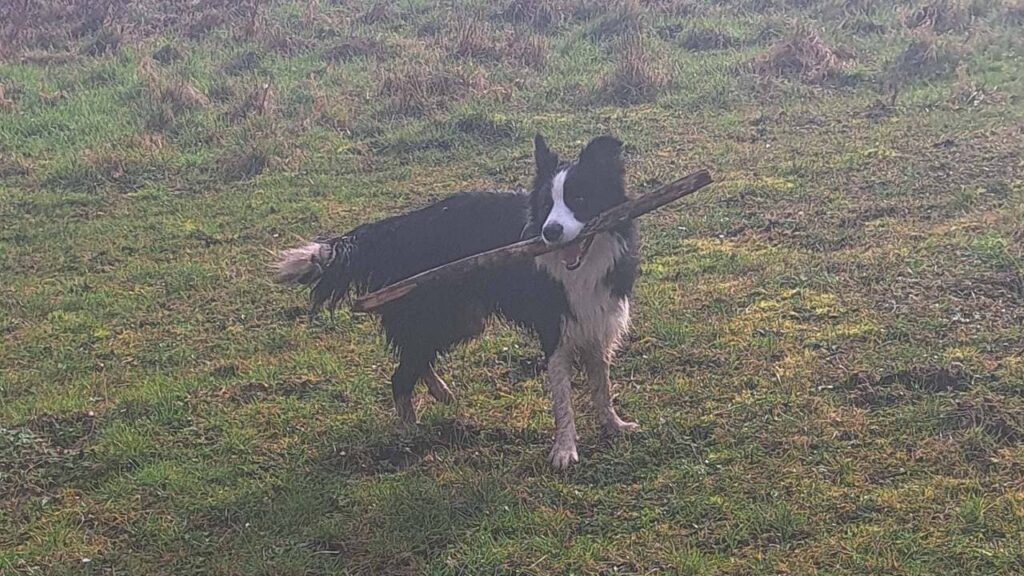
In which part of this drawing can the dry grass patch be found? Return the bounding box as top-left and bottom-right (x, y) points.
(322, 37), (389, 63)
(947, 392), (1024, 444)
(902, 0), (977, 34)
(442, 19), (549, 68)
(217, 122), (286, 182)
(949, 66), (1007, 108)
(509, 30), (550, 68)
(884, 30), (960, 94)
(303, 77), (359, 133)
(1003, 0), (1024, 24)
(136, 58), (210, 132)
(598, 33), (670, 104)
(359, 1), (399, 25)
(152, 44), (183, 65)
(646, 0), (702, 18)
(752, 27), (846, 83)
(377, 52), (489, 117)
(80, 27), (121, 57)
(0, 152), (33, 179)
(222, 50), (262, 76)
(44, 143), (176, 193)
(587, 0), (649, 41)
(228, 80), (276, 123)
(0, 83), (16, 111)
(137, 59), (210, 109)
(678, 26), (739, 51)
(496, 0), (571, 29)
(447, 19), (506, 61)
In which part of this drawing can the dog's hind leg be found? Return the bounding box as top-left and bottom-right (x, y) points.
(582, 348), (639, 437)
(390, 361), (420, 425)
(422, 364), (455, 405)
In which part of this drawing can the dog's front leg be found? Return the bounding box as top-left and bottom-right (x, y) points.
(545, 344), (578, 470)
(583, 348), (639, 437)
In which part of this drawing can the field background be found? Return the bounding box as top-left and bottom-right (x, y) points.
(2, 0), (1024, 573)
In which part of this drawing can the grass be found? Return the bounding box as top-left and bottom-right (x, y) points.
(2, 0), (1024, 574)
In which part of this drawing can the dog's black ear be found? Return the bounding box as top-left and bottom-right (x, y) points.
(579, 135), (623, 167)
(534, 134), (559, 176)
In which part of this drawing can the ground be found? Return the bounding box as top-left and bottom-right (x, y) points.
(2, 0), (1024, 574)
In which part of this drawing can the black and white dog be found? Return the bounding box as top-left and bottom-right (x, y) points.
(274, 135), (639, 469)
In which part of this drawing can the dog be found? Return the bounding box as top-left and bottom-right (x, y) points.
(274, 135), (639, 469)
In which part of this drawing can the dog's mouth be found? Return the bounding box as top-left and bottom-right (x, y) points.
(561, 236), (594, 271)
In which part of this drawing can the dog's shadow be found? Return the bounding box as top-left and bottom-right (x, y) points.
(316, 417), (548, 476)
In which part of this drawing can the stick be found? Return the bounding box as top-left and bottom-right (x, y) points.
(351, 169), (713, 313)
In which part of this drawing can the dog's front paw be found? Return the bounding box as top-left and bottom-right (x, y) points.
(548, 442), (579, 470)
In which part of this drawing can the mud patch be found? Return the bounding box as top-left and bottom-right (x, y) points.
(837, 364), (975, 407)
(322, 38), (389, 62)
(20, 410), (98, 450)
(946, 394), (1024, 444)
(1, 420), (98, 503)
(326, 420), (542, 475)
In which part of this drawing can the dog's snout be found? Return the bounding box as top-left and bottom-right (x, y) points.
(542, 223), (564, 243)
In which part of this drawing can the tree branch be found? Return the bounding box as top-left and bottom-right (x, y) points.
(351, 169), (713, 313)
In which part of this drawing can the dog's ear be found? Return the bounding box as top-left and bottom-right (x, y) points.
(534, 134), (559, 176)
(579, 135), (623, 167)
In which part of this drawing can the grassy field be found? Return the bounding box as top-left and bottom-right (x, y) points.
(2, 0), (1024, 573)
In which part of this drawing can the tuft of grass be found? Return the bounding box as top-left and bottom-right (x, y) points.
(752, 26), (846, 83)
(509, 30), (551, 68)
(496, 0), (569, 29)
(598, 33), (670, 104)
(946, 393), (1024, 443)
(678, 26), (740, 51)
(446, 18), (506, 61)
(1003, 0), (1024, 24)
(586, 0), (648, 41)
(902, 0), (976, 34)
(0, 83), (15, 111)
(949, 65), (1007, 108)
(218, 126), (279, 181)
(322, 37), (389, 62)
(647, 0), (701, 18)
(359, 1), (398, 25)
(884, 29), (961, 97)
(451, 108), (518, 142)
(376, 51), (489, 117)
(79, 27), (121, 57)
(136, 58), (210, 121)
(228, 80), (276, 123)
(222, 50), (263, 76)
(152, 43), (183, 64)
(0, 152), (33, 179)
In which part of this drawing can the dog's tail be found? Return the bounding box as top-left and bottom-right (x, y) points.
(273, 235), (358, 316)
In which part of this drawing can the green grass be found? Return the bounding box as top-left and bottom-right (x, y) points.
(2, 0), (1024, 573)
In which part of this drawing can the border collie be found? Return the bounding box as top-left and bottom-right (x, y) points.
(274, 135), (639, 469)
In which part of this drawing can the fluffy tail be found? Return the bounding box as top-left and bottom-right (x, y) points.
(273, 235), (356, 315)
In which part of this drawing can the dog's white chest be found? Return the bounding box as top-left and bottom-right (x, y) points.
(537, 233), (630, 351)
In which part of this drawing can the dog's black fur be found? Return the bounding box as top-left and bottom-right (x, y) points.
(275, 135), (638, 465)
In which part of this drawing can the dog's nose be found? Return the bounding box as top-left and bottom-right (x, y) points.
(542, 223), (563, 243)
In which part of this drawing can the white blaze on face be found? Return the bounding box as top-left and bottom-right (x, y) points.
(543, 169), (585, 245)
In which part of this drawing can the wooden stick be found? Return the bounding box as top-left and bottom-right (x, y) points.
(351, 169), (713, 313)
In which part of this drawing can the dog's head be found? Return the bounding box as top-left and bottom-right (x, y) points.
(527, 134), (627, 268)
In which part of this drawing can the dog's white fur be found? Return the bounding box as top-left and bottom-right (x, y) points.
(543, 169), (586, 244)
(273, 242), (325, 283)
(536, 214), (635, 469)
